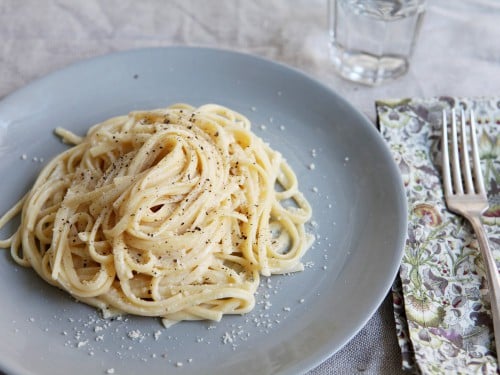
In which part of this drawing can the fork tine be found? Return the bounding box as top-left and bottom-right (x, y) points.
(460, 108), (474, 193)
(442, 110), (453, 196)
(469, 110), (486, 195)
(450, 109), (464, 194)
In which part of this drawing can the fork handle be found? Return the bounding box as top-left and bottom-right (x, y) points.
(470, 215), (500, 359)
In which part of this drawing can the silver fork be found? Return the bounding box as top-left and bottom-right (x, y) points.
(442, 108), (500, 359)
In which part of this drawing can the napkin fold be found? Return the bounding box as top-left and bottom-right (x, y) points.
(376, 97), (500, 374)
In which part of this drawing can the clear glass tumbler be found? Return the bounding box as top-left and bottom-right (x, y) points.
(328, 0), (426, 85)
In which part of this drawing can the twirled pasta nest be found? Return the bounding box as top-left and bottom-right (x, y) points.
(0, 103), (313, 326)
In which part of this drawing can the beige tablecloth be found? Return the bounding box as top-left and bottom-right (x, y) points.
(1, 1), (500, 374)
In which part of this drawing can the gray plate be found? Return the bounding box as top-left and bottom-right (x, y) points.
(0, 47), (406, 375)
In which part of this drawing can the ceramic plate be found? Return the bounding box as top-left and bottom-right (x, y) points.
(0, 47), (406, 375)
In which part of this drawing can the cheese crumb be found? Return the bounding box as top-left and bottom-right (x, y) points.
(127, 329), (142, 340)
(77, 340), (88, 348)
(154, 330), (162, 340)
(222, 332), (234, 344)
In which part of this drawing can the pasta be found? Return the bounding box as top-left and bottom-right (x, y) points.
(0, 103), (313, 326)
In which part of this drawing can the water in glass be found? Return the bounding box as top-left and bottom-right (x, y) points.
(329, 0), (426, 85)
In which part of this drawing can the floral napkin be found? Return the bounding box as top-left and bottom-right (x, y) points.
(376, 97), (500, 374)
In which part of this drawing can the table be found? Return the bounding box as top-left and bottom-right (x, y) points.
(1, 1), (499, 373)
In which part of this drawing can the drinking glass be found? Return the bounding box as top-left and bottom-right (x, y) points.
(328, 0), (426, 85)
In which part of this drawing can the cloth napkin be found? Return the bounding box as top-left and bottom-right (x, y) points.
(376, 97), (500, 374)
